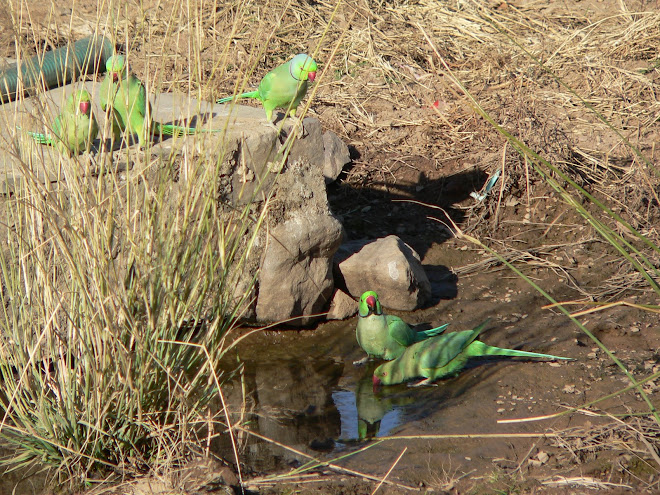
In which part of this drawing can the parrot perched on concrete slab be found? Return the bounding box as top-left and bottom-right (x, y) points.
(99, 55), (218, 148)
(373, 320), (572, 387)
(355, 290), (449, 364)
(21, 89), (98, 156)
(217, 53), (318, 124)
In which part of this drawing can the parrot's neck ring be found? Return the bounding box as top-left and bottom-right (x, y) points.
(289, 64), (304, 81)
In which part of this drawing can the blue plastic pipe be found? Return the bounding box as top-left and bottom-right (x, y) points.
(0, 35), (114, 103)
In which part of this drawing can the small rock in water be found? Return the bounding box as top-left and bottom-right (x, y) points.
(335, 235), (431, 310)
(326, 289), (357, 320)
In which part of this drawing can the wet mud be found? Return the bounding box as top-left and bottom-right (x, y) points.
(218, 241), (660, 492)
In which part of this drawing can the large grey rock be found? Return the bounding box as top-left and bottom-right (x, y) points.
(256, 212), (343, 325)
(337, 235), (431, 311)
(0, 82), (348, 325)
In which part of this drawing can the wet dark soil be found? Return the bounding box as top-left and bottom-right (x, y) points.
(219, 231), (660, 494)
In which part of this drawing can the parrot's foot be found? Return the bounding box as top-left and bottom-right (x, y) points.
(286, 117), (308, 138)
(409, 378), (437, 387)
(261, 121), (281, 132)
(353, 356), (369, 366)
(261, 121), (287, 143)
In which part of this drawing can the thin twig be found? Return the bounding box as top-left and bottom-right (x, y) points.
(371, 447), (407, 495)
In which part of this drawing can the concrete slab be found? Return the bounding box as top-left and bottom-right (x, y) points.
(0, 81), (307, 196)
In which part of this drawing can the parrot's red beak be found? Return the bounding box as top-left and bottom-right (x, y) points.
(307, 71), (316, 82)
(372, 374), (381, 393)
(366, 295), (376, 310)
(112, 71), (119, 82)
(79, 101), (90, 115)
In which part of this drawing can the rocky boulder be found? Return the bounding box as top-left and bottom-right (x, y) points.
(256, 212), (343, 325)
(336, 235), (431, 311)
(0, 82), (347, 325)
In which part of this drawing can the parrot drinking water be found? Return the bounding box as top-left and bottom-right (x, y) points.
(21, 89), (99, 156)
(217, 53), (318, 124)
(373, 320), (572, 387)
(355, 291), (449, 364)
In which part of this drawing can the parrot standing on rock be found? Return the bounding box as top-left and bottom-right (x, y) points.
(21, 89), (99, 156)
(216, 53), (318, 125)
(100, 55), (218, 148)
(355, 291), (449, 364)
(373, 320), (572, 387)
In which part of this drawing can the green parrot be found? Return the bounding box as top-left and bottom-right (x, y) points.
(373, 320), (572, 387)
(355, 291), (449, 364)
(217, 53), (318, 124)
(21, 89), (99, 156)
(99, 55), (218, 148)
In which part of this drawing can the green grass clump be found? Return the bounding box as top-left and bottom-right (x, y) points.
(0, 137), (261, 485)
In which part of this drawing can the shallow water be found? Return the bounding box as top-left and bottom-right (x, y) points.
(1, 313), (579, 491)
(216, 318), (462, 472)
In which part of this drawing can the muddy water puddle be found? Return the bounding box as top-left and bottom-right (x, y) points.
(218, 319), (483, 472)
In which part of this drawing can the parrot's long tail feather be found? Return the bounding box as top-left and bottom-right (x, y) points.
(17, 125), (53, 145)
(156, 123), (222, 136)
(415, 323), (450, 341)
(217, 90), (260, 104)
(158, 123), (195, 136)
(27, 131), (52, 144)
(467, 341), (571, 360)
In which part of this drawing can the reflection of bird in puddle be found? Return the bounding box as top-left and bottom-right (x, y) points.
(355, 362), (416, 440)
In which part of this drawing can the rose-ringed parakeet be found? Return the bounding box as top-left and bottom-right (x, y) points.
(21, 89), (99, 156)
(355, 290), (449, 364)
(373, 320), (572, 387)
(217, 54), (318, 125)
(99, 55), (218, 148)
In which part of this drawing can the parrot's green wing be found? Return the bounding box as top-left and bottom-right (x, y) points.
(256, 70), (277, 103)
(414, 323), (450, 341)
(373, 321), (489, 385)
(385, 315), (416, 348)
(123, 74), (150, 147)
(387, 317), (450, 348)
(418, 321), (489, 373)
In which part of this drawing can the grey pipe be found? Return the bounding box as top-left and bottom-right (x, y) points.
(0, 35), (114, 103)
